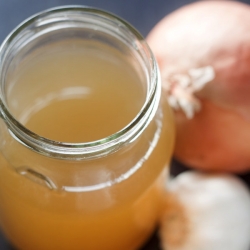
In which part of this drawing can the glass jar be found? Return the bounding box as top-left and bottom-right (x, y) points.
(0, 6), (175, 250)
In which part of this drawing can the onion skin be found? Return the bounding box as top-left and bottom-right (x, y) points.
(175, 99), (250, 172)
(147, 1), (250, 172)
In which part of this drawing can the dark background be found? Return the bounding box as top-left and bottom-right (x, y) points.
(1, 0), (250, 249)
(0, 0), (250, 42)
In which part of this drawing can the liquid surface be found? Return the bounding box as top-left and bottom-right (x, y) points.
(7, 40), (146, 142)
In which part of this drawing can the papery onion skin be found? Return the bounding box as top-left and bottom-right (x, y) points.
(175, 99), (250, 172)
(147, 0), (250, 172)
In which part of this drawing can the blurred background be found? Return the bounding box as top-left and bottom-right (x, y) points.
(0, 0), (250, 43)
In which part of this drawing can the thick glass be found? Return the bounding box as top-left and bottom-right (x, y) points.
(0, 6), (175, 250)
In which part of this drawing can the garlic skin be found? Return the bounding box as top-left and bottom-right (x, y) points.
(161, 171), (250, 250)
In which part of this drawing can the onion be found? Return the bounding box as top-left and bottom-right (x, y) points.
(147, 0), (250, 172)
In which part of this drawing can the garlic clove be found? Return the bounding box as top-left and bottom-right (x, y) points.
(161, 171), (250, 250)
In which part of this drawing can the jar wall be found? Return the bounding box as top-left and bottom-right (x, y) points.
(0, 97), (174, 250)
(0, 6), (175, 250)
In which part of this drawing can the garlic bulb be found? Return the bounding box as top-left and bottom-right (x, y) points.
(161, 171), (250, 250)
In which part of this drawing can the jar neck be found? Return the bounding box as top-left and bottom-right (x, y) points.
(0, 6), (161, 160)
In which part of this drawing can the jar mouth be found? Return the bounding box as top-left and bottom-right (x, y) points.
(0, 6), (160, 160)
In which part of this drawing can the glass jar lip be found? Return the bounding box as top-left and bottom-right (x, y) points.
(0, 5), (160, 160)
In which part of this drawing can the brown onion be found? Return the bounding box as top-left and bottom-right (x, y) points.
(147, 0), (250, 172)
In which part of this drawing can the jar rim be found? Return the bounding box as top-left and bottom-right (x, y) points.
(0, 5), (161, 160)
